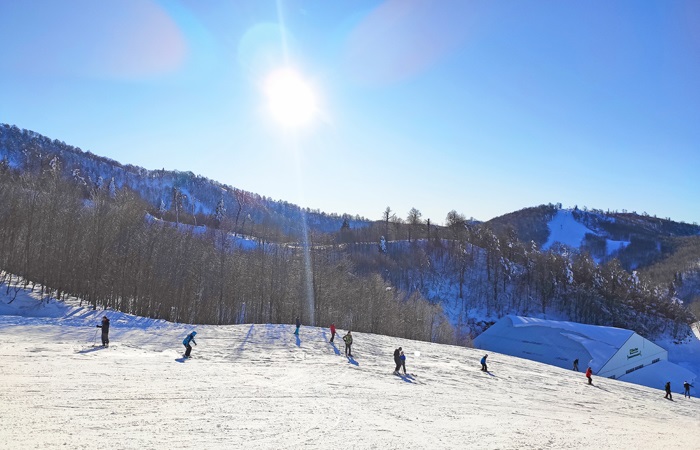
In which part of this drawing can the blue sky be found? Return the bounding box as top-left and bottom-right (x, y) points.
(1, 0), (699, 225)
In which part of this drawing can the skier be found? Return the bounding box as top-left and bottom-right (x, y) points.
(683, 381), (692, 398)
(480, 354), (488, 372)
(294, 317), (301, 335)
(393, 347), (402, 374)
(342, 331), (353, 357)
(96, 315), (110, 347)
(572, 358), (579, 372)
(585, 366), (593, 385)
(329, 323), (336, 343)
(400, 350), (407, 375)
(664, 381), (672, 400)
(183, 331), (197, 358)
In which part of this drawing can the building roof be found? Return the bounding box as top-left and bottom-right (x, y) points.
(475, 316), (637, 372)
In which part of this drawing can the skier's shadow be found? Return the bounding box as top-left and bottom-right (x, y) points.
(77, 346), (107, 354)
(175, 357), (187, 363)
(295, 334), (301, 347)
(396, 373), (413, 383)
(347, 356), (359, 366)
(330, 342), (341, 356)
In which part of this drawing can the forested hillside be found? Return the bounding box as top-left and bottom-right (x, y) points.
(0, 124), (697, 341)
(0, 124), (370, 238)
(0, 166), (452, 342)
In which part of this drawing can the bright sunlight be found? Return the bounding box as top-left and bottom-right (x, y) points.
(263, 68), (317, 128)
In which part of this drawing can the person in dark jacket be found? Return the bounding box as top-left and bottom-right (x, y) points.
(96, 316), (110, 347)
(572, 358), (579, 371)
(480, 354), (488, 372)
(342, 331), (353, 357)
(329, 323), (336, 343)
(400, 350), (407, 375)
(183, 331), (197, 358)
(294, 317), (301, 335)
(393, 347), (403, 374)
(683, 381), (693, 398)
(664, 381), (672, 400)
(585, 367), (593, 385)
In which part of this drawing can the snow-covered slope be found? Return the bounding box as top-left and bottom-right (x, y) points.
(2, 292), (700, 449)
(542, 209), (629, 256)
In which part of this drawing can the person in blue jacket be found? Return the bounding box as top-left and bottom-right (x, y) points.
(183, 331), (197, 358)
(480, 354), (488, 372)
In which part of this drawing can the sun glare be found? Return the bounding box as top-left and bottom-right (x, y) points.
(264, 68), (317, 128)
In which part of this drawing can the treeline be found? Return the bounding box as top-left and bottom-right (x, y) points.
(0, 166), (453, 343)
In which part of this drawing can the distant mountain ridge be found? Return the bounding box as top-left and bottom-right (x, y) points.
(487, 204), (700, 310)
(0, 124), (370, 238)
(488, 204), (700, 267)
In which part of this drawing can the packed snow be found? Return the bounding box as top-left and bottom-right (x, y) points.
(2, 289), (700, 449)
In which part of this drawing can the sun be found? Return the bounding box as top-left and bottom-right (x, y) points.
(263, 68), (317, 128)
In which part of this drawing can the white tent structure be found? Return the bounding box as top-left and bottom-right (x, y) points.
(474, 316), (668, 380)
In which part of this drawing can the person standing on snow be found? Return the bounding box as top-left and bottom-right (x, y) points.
(572, 359), (579, 371)
(480, 354), (488, 372)
(585, 366), (593, 385)
(342, 331), (353, 357)
(294, 317), (301, 335)
(183, 331), (197, 358)
(393, 347), (403, 374)
(400, 350), (407, 375)
(683, 381), (692, 398)
(664, 381), (672, 400)
(329, 323), (336, 343)
(96, 316), (110, 347)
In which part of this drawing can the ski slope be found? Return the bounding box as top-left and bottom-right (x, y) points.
(2, 298), (700, 449)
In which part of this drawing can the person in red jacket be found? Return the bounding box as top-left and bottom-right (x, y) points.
(585, 367), (593, 385)
(329, 323), (336, 343)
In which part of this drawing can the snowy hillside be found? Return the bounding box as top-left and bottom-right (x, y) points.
(0, 124), (371, 236)
(542, 209), (629, 258)
(2, 291), (700, 449)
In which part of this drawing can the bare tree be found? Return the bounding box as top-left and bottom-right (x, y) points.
(407, 207), (422, 243)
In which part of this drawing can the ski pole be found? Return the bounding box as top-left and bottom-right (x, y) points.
(92, 327), (98, 347)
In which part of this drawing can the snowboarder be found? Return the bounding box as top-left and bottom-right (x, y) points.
(394, 347), (403, 374)
(683, 381), (693, 398)
(96, 315), (110, 347)
(665, 381), (672, 400)
(480, 354), (488, 372)
(329, 323), (336, 343)
(400, 350), (407, 375)
(342, 331), (353, 357)
(294, 317), (301, 335)
(585, 366), (593, 385)
(573, 358), (579, 371)
(183, 331), (197, 358)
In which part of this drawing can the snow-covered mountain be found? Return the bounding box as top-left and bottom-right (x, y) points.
(487, 204), (700, 308)
(488, 204), (700, 267)
(0, 123), (371, 237)
(2, 282), (700, 449)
